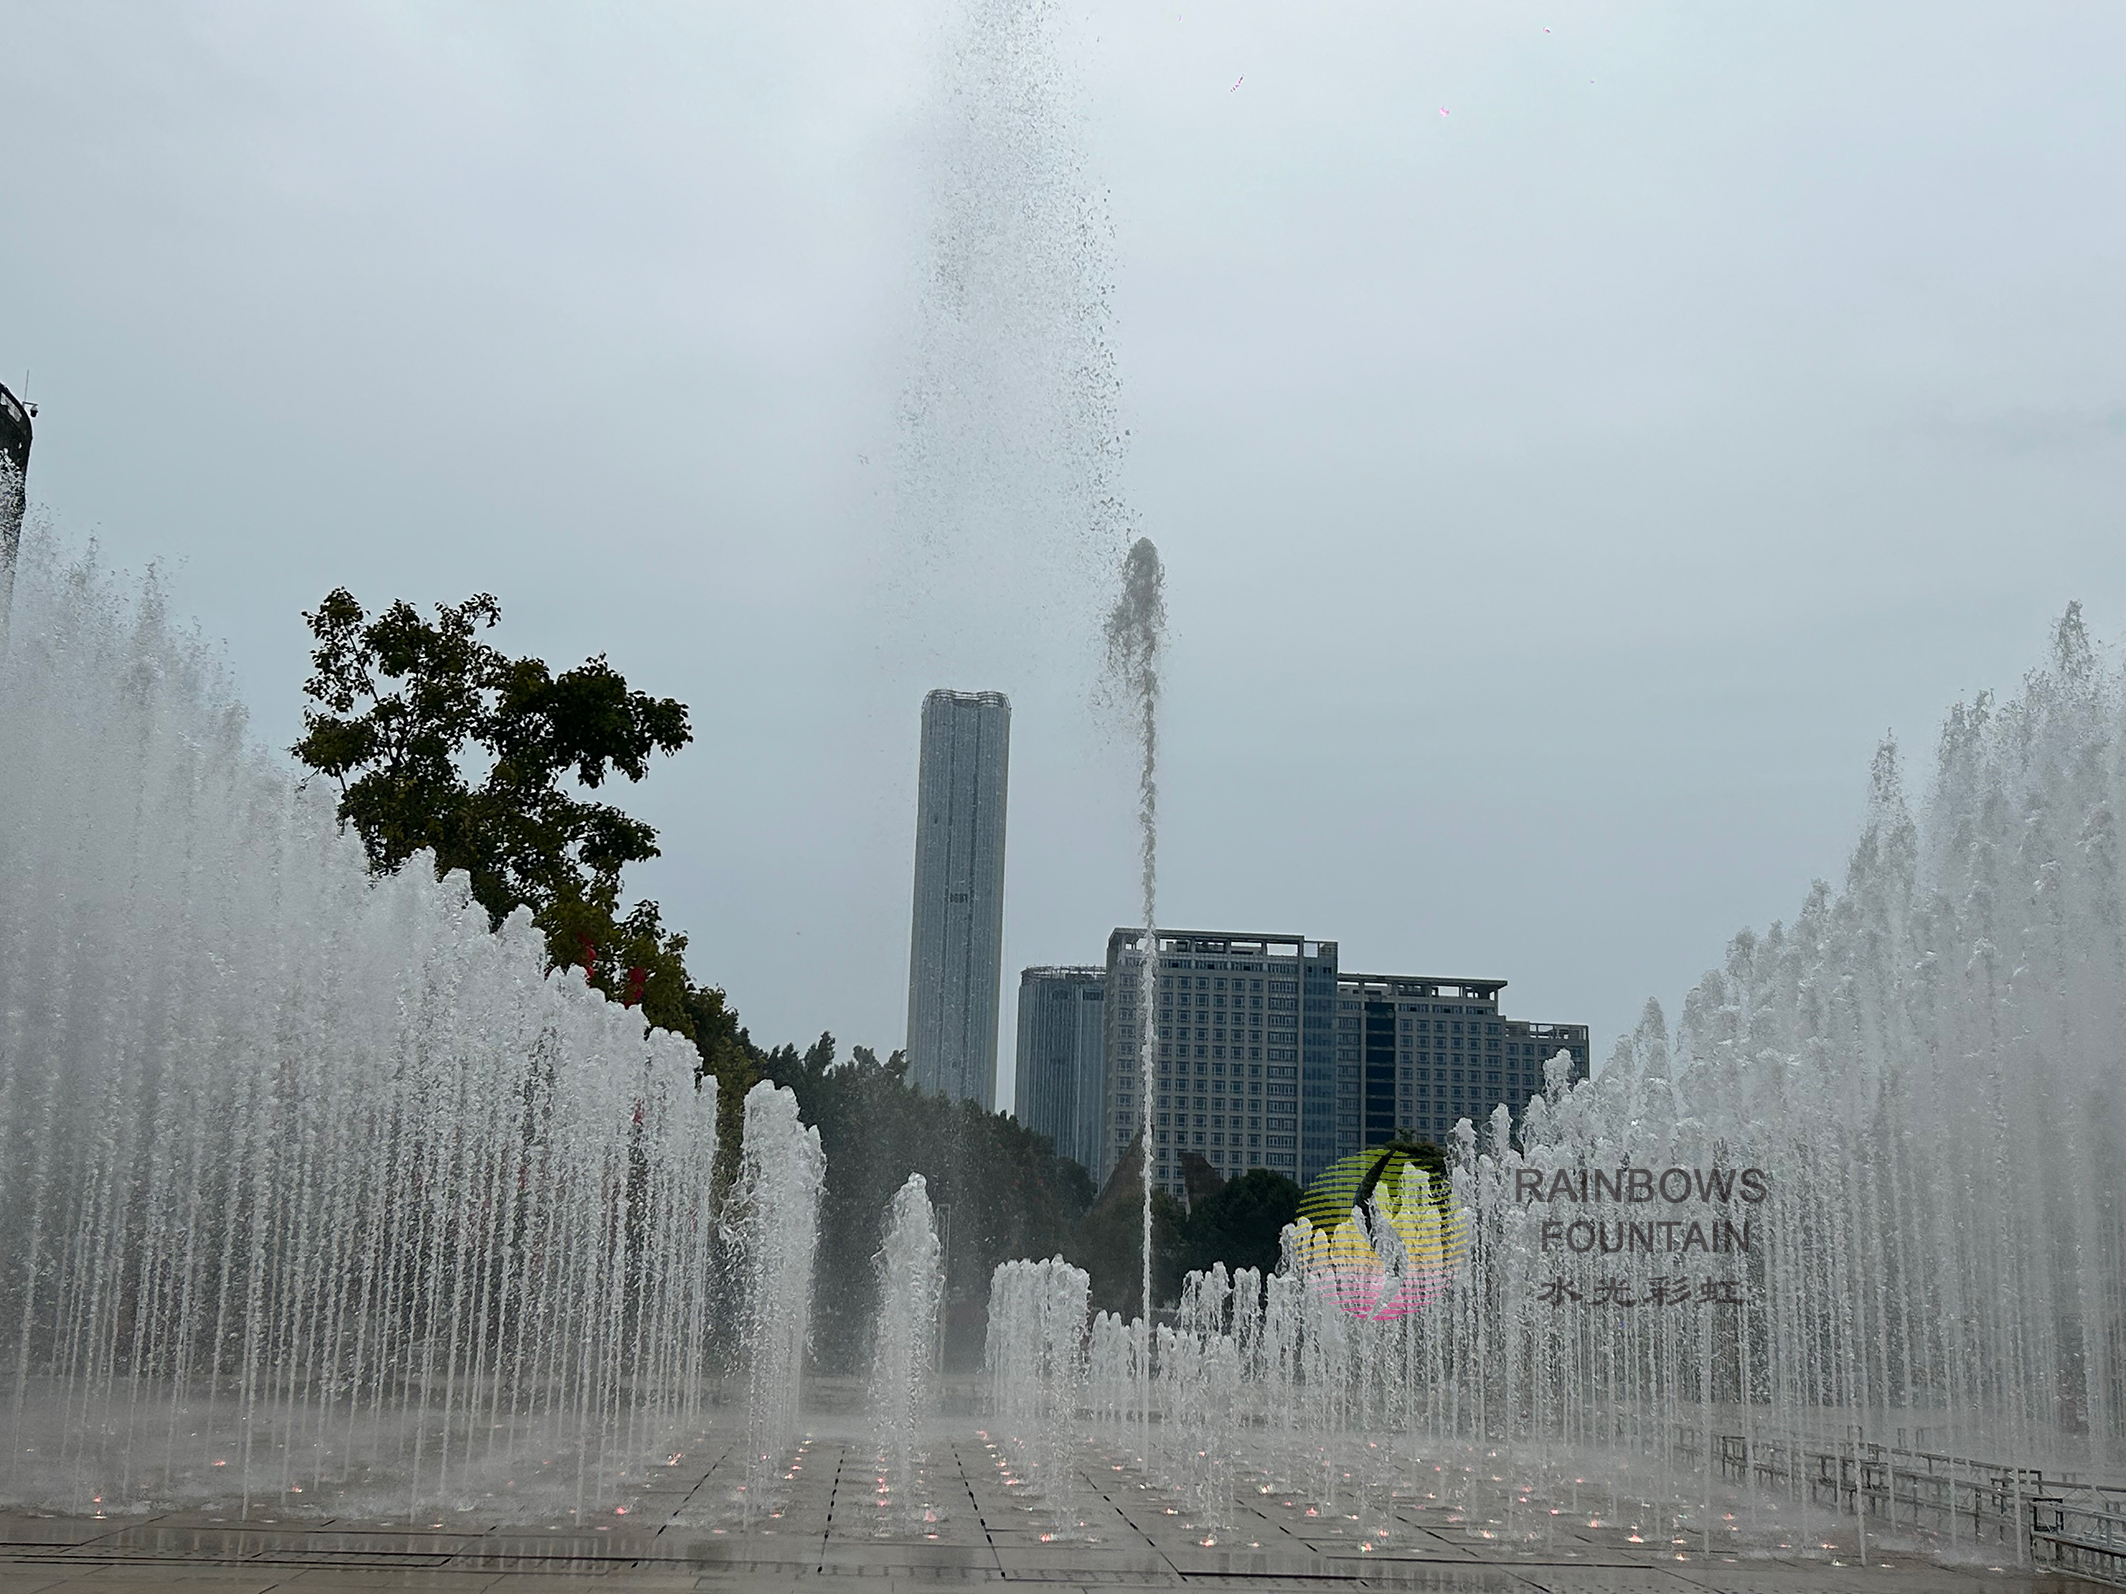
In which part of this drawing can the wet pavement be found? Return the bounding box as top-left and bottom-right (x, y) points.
(0, 1430), (2095, 1592)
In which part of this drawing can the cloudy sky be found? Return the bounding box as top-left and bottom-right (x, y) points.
(6, 1), (2123, 1101)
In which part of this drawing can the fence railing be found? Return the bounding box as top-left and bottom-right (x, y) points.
(1691, 1427), (2126, 1585)
(2031, 1494), (2126, 1587)
(1713, 1433), (2038, 1548)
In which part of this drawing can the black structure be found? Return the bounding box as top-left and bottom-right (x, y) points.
(0, 379), (33, 637)
(0, 381), (28, 481)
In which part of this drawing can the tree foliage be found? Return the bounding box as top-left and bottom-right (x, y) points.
(1073, 1181), (1188, 1320)
(1178, 1168), (1303, 1279)
(295, 591), (686, 972)
(292, 588), (755, 1171)
(762, 1035), (1098, 1371)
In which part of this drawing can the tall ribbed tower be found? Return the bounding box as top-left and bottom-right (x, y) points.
(906, 689), (1011, 1108)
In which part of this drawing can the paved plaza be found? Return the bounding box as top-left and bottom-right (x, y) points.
(0, 1427), (2096, 1594)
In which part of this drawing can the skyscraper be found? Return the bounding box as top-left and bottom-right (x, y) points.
(1013, 966), (1106, 1174)
(906, 689), (1011, 1108)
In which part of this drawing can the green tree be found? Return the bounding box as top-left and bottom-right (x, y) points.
(292, 587), (756, 1174)
(1060, 1135), (1187, 1317)
(760, 1035), (1098, 1371)
(684, 984), (762, 1194)
(1073, 1185), (1187, 1319)
(1179, 1168), (1303, 1278)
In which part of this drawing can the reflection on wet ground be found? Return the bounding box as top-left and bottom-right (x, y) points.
(0, 1430), (2088, 1592)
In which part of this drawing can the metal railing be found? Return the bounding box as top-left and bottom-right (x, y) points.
(1707, 1431), (2038, 1550)
(2031, 1493), (2126, 1587)
(1695, 1427), (2126, 1583)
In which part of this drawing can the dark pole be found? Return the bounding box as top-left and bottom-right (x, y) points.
(0, 380), (33, 644)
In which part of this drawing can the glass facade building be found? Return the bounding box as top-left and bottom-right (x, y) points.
(1011, 966), (1106, 1176)
(1098, 928), (1589, 1194)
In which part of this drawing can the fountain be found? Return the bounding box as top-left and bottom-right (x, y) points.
(983, 1256), (1088, 1525)
(724, 1079), (826, 1518)
(987, 605), (2126, 1566)
(5, 0), (2119, 1560)
(868, 1172), (942, 1527)
(0, 539), (725, 1519)
(1425, 607), (2126, 1482)
(1086, 1308), (1142, 1432)
(1151, 1316), (1239, 1536)
(1104, 535), (1166, 1369)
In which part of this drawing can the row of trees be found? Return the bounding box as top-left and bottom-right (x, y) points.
(293, 588), (1302, 1369)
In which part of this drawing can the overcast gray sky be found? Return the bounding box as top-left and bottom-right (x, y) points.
(7, 1), (2123, 1102)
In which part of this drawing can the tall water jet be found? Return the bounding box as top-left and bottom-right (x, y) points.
(869, 1173), (942, 1527)
(894, 0), (1128, 670)
(1103, 536), (1165, 1387)
(726, 1080), (825, 1517)
(899, 0), (1150, 1348)
(0, 535), (721, 1518)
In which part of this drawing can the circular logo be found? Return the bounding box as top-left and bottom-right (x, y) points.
(1295, 1143), (1468, 1319)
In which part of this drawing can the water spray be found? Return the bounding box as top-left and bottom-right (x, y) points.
(1103, 535), (1165, 1439)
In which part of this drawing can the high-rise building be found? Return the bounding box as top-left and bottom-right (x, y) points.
(1099, 927), (1589, 1193)
(1012, 966), (1106, 1174)
(905, 689), (1011, 1108)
